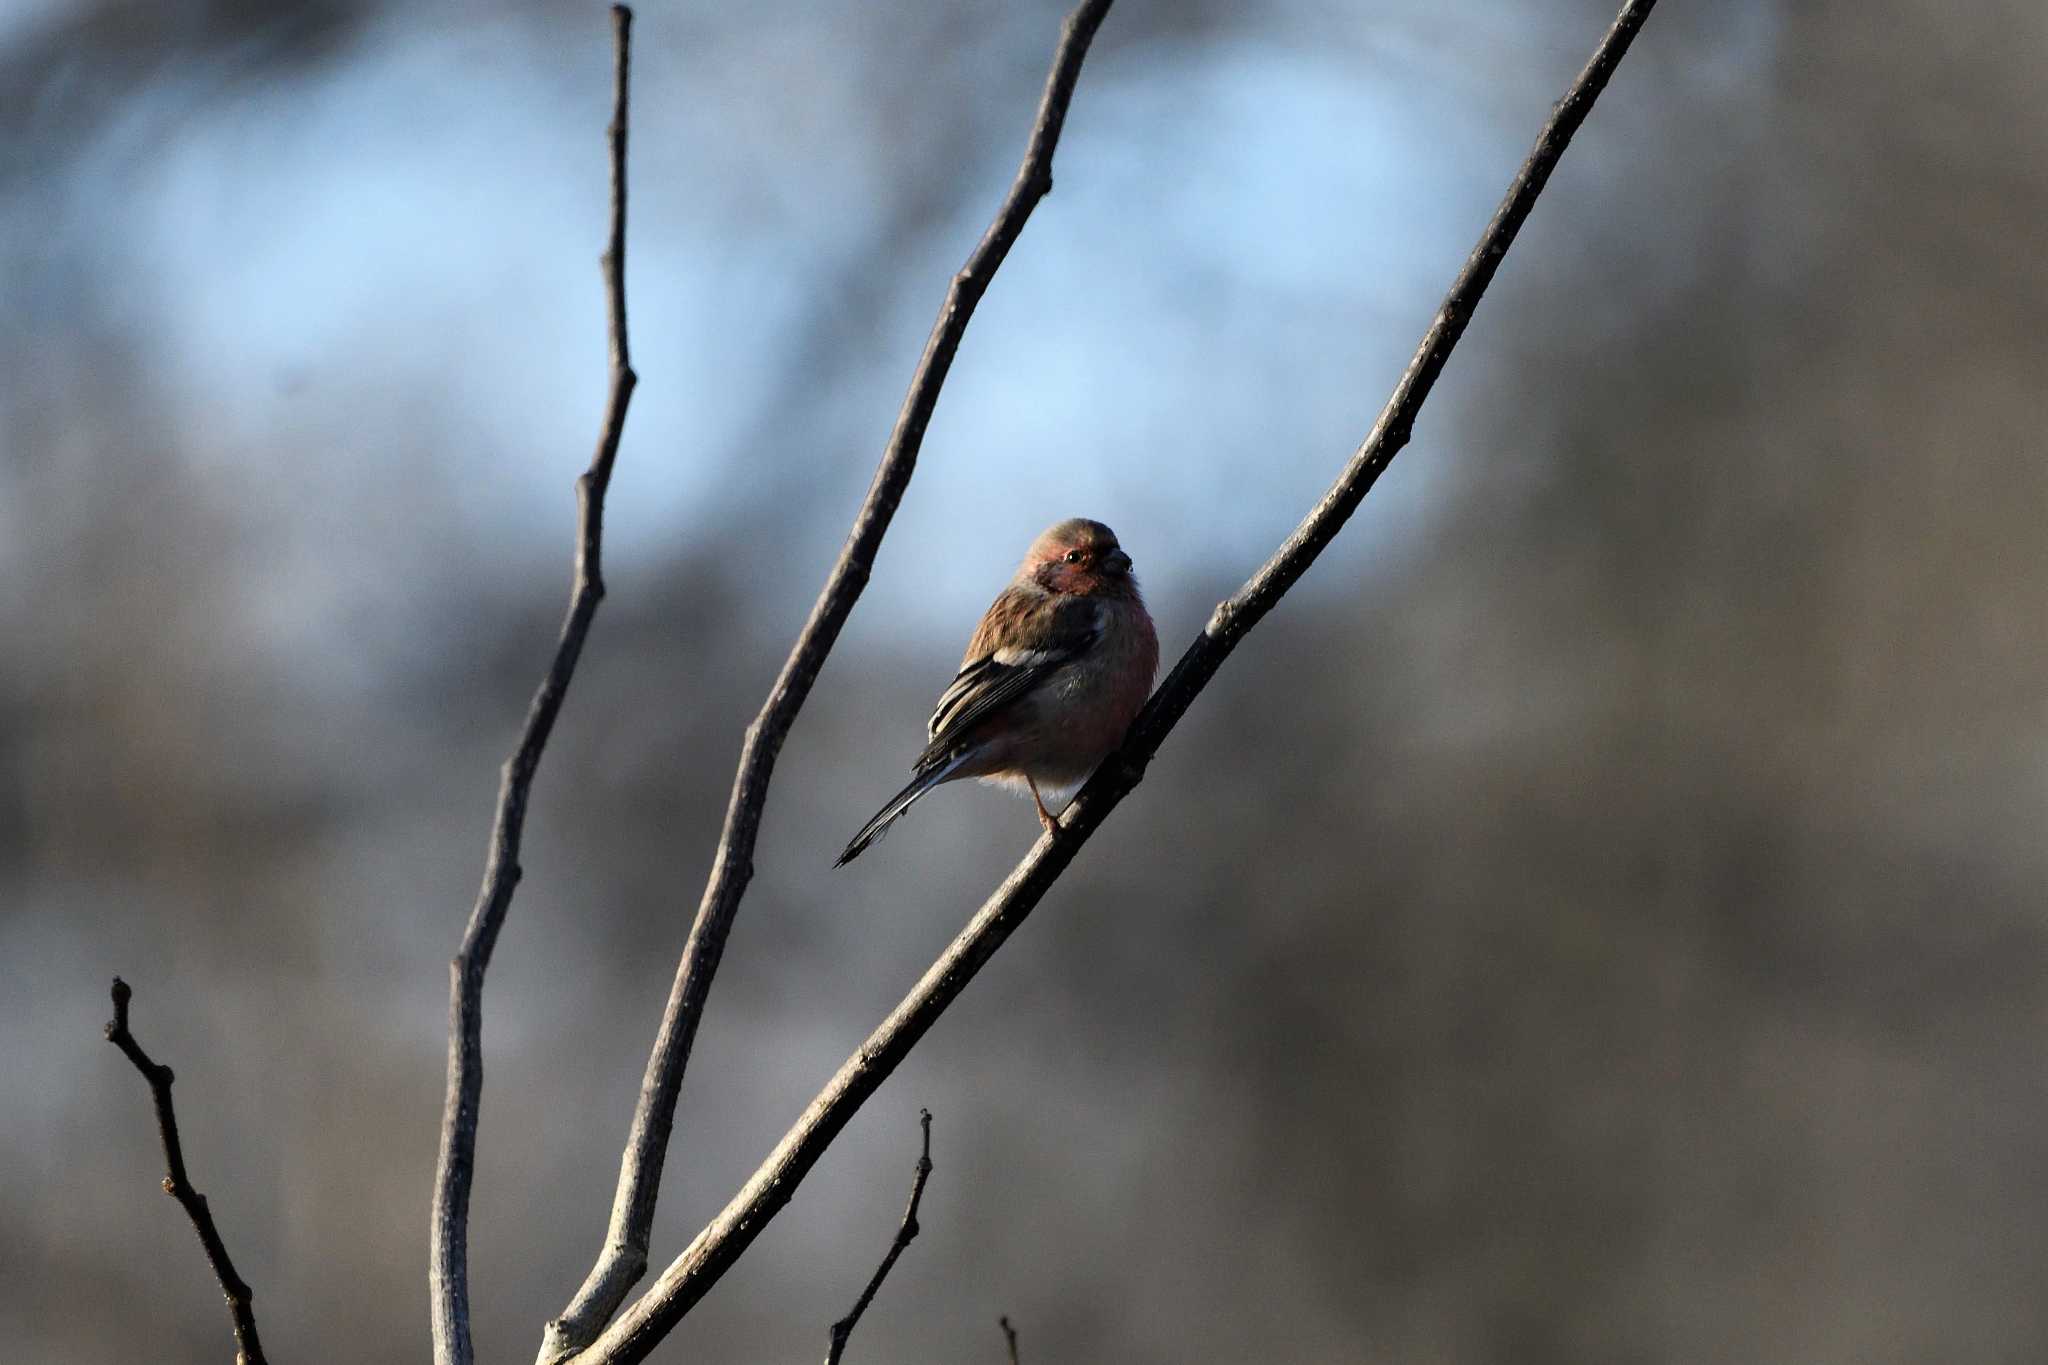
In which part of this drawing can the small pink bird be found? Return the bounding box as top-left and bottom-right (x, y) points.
(836, 518), (1159, 866)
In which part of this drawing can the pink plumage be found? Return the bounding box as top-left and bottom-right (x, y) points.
(836, 518), (1158, 866)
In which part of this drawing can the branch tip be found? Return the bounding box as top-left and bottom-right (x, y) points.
(822, 1111), (940, 1365)
(104, 978), (269, 1365)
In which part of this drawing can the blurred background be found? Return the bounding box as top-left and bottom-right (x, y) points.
(3, 0), (2043, 1361)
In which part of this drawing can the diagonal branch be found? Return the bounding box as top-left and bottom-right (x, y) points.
(574, 4), (1660, 1361)
(825, 1109), (935, 1365)
(429, 9), (637, 1365)
(104, 977), (270, 1365)
(537, 4), (1116, 1360)
(1000, 1315), (1020, 1365)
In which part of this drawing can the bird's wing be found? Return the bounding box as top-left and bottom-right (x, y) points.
(919, 591), (1104, 763)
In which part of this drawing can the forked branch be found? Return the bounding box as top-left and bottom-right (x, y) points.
(825, 1110), (936, 1365)
(538, 4), (1117, 1360)
(104, 977), (270, 1365)
(429, 8), (638, 1365)
(574, 4), (1660, 1362)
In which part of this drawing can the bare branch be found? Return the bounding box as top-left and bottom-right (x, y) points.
(1000, 1315), (1020, 1365)
(104, 977), (270, 1365)
(429, 9), (637, 1365)
(538, 4), (1116, 1360)
(574, 4), (1660, 1361)
(825, 1110), (935, 1365)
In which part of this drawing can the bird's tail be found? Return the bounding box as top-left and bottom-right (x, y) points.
(835, 752), (971, 867)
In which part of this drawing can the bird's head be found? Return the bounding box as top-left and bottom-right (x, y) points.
(1022, 518), (1137, 598)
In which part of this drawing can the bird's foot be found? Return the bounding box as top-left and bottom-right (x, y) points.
(1028, 779), (1061, 835)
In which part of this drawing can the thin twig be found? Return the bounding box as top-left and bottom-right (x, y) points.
(104, 977), (270, 1365)
(537, 4), (1115, 1361)
(1000, 1315), (1020, 1365)
(825, 1110), (935, 1365)
(574, 5), (1660, 1361)
(428, 9), (637, 1365)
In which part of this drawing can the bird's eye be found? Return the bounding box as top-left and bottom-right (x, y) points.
(1064, 549), (1084, 564)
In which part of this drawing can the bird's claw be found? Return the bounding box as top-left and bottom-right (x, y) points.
(1028, 779), (1061, 836)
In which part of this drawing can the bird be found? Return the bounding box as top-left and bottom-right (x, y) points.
(835, 518), (1159, 867)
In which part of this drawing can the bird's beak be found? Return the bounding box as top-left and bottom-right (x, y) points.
(1104, 548), (1132, 575)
